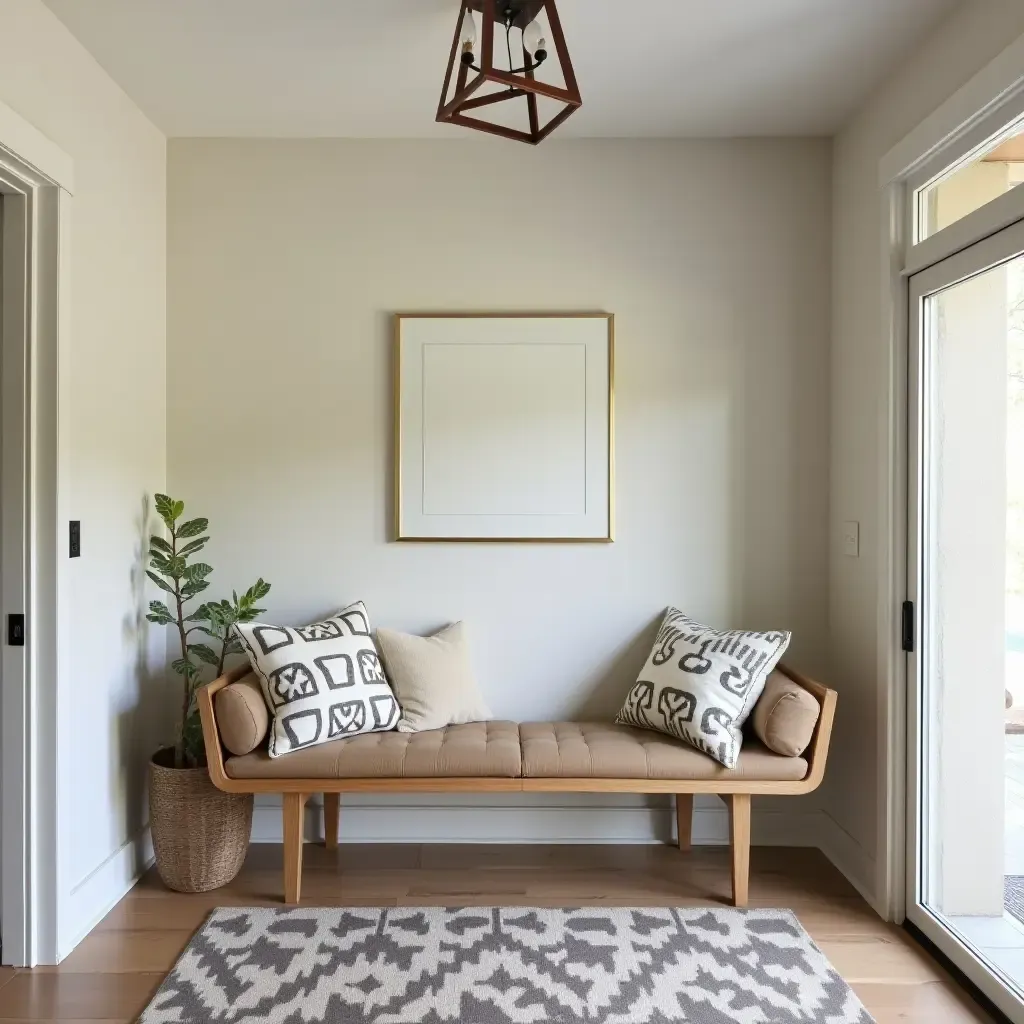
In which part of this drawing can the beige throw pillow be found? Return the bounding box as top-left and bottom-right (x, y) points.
(375, 622), (491, 733)
(750, 670), (820, 757)
(214, 673), (269, 756)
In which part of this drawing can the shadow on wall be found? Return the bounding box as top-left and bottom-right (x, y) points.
(120, 494), (171, 842)
(573, 613), (662, 720)
(728, 229), (830, 677)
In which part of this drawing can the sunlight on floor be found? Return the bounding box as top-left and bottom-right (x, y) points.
(946, 732), (1024, 989)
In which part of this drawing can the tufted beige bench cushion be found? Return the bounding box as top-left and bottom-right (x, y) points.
(224, 720), (806, 783)
(519, 722), (808, 781)
(225, 720), (522, 779)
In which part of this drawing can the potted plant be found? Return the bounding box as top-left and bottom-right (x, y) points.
(145, 493), (270, 892)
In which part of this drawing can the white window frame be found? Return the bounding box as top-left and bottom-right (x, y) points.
(878, 30), (1024, 930)
(904, 220), (1024, 1023)
(905, 94), (1024, 276)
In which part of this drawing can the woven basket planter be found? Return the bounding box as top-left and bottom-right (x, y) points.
(149, 748), (253, 893)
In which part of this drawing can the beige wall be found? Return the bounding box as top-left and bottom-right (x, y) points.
(167, 137), (832, 841)
(0, 0), (167, 953)
(830, 0), (1024, 906)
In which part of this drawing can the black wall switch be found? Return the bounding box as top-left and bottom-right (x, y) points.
(8, 614), (24, 646)
(69, 520), (81, 558)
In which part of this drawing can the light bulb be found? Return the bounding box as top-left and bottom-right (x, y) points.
(460, 8), (478, 48)
(460, 8), (477, 65)
(523, 19), (547, 61)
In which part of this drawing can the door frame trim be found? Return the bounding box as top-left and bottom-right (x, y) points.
(0, 110), (71, 966)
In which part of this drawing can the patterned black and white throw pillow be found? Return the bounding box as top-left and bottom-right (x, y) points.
(616, 608), (791, 768)
(234, 601), (400, 758)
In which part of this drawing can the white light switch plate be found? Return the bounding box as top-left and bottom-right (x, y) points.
(842, 520), (860, 558)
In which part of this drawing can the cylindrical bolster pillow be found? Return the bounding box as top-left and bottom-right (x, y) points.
(751, 670), (821, 757)
(214, 673), (269, 756)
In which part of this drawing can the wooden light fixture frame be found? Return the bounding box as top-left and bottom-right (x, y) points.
(436, 0), (581, 145)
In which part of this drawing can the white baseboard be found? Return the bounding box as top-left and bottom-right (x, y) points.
(817, 809), (882, 916)
(248, 794), (822, 848)
(60, 826), (154, 960)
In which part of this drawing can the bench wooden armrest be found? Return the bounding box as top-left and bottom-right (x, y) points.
(777, 662), (838, 793)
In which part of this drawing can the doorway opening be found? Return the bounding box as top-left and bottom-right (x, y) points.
(0, 141), (65, 966)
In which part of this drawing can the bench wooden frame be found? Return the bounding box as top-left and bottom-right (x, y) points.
(198, 664), (836, 907)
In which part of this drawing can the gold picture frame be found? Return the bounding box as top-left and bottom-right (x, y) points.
(394, 312), (615, 542)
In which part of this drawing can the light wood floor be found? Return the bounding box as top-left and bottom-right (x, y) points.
(0, 843), (996, 1023)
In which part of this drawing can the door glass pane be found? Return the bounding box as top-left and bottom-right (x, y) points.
(918, 124), (1024, 241)
(920, 251), (1024, 987)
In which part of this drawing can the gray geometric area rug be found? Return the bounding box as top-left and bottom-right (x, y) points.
(1005, 876), (1024, 926)
(139, 906), (874, 1024)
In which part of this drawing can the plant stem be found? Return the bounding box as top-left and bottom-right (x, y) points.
(171, 525), (190, 769)
(215, 624), (229, 679)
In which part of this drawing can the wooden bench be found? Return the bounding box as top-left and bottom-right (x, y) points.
(198, 664), (836, 907)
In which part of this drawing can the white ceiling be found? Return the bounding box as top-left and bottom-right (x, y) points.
(42, 0), (960, 138)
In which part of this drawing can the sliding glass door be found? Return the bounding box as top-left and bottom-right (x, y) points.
(908, 216), (1024, 1020)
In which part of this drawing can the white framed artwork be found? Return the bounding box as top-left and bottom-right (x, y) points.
(394, 313), (614, 542)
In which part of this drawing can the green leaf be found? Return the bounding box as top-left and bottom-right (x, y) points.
(148, 554), (173, 574)
(181, 579), (210, 600)
(171, 657), (199, 679)
(185, 604), (212, 623)
(146, 600), (175, 625)
(184, 562), (213, 583)
(154, 493), (176, 527)
(236, 606), (265, 623)
(150, 536), (172, 555)
(178, 537), (208, 557)
(145, 570), (174, 594)
(188, 643), (219, 666)
(209, 601), (231, 623)
(171, 500), (185, 521)
(152, 555), (187, 579)
(177, 518), (209, 539)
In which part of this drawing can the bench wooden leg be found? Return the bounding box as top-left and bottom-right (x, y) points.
(323, 793), (339, 850)
(728, 794), (751, 908)
(283, 793), (307, 904)
(675, 794), (693, 851)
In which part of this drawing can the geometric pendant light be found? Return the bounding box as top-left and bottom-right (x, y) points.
(436, 0), (582, 145)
